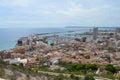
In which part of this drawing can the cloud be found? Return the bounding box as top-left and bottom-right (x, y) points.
(0, 0), (120, 27)
(0, 0), (31, 7)
(12, 0), (30, 7)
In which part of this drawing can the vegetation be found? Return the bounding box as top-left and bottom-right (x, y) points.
(0, 59), (5, 78)
(56, 61), (120, 79)
(114, 71), (120, 79)
(70, 74), (80, 80)
(0, 66), (5, 78)
(100, 71), (114, 79)
(105, 64), (116, 73)
(84, 75), (95, 80)
(1, 58), (120, 80)
(58, 61), (98, 75)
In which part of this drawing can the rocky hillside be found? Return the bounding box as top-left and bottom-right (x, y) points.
(3, 68), (52, 80)
(0, 60), (59, 80)
(0, 64), (54, 80)
(0, 59), (81, 80)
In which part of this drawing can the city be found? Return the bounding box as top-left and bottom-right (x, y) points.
(1, 27), (120, 80)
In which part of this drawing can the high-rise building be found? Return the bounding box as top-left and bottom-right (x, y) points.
(115, 28), (120, 40)
(93, 27), (98, 40)
(116, 28), (120, 33)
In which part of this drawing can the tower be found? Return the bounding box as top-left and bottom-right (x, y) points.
(115, 28), (120, 40)
(93, 27), (98, 40)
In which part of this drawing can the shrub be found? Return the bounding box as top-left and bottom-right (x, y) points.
(84, 75), (95, 80)
(105, 64), (116, 73)
(0, 67), (5, 78)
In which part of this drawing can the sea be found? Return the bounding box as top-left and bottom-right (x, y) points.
(0, 27), (116, 51)
(0, 27), (92, 51)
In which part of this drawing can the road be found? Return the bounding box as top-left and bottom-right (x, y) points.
(38, 70), (112, 80)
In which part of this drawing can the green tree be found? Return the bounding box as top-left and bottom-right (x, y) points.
(85, 64), (98, 70)
(84, 75), (95, 80)
(105, 64), (116, 73)
(19, 63), (24, 69)
(76, 63), (85, 70)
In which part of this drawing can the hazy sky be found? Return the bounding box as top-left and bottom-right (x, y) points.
(0, 0), (120, 28)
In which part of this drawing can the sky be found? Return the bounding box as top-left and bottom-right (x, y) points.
(0, 0), (120, 28)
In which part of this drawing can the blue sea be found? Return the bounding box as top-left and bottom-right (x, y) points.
(0, 27), (91, 51)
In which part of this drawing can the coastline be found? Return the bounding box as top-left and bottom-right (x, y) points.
(0, 28), (89, 51)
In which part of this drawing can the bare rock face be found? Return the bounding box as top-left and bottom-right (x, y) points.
(0, 61), (54, 80)
(3, 68), (52, 80)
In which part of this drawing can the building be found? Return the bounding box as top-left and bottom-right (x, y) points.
(25, 58), (39, 67)
(115, 28), (120, 40)
(93, 27), (98, 40)
(116, 28), (120, 33)
(17, 37), (29, 46)
(9, 58), (27, 65)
